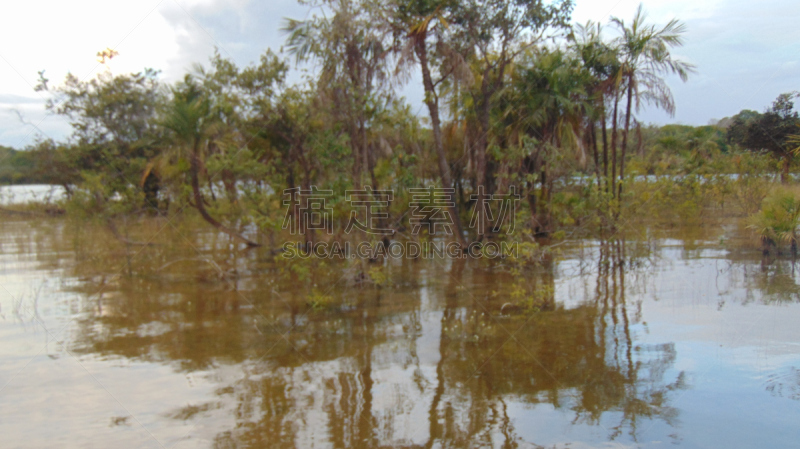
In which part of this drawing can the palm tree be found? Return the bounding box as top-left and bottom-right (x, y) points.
(509, 48), (588, 234)
(387, 0), (470, 245)
(611, 4), (694, 198)
(161, 76), (260, 247)
(283, 0), (392, 189)
(452, 0), (572, 240)
(570, 21), (621, 192)
(789, 128), (800, 171)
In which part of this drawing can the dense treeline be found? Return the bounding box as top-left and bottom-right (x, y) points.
(4, 0), (800, 248)
(0, 146), (36, 184)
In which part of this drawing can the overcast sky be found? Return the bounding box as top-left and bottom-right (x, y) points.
(0, 0), (798, 149)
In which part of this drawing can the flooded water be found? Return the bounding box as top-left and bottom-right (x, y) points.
(0, 184), (66, 205)
(1, 214), (799, 448)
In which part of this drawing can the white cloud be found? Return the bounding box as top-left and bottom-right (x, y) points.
(0, 0), (309, 147)
(572, 0), (726, 25)
(0, 0), (798, 146)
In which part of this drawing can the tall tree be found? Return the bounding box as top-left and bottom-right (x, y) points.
(453, 0), (572, 239)
(387, 0), (470, 245)
(569, 21), (620, 192)
(284, 0), (393, 189)
(508, 48), (587, 234)
(611, 4), (693, 198)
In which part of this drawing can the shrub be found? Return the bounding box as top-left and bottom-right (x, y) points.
(747, 187), (800, 255)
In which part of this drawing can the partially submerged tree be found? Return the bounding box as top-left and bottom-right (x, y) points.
(569, 21), (620, 189)
(507, 48), (588, 234)
(35, 66), (164, 208)
(161, 76), (261, 247)
(451, 0), (572, 238)
(283, 0), (394, 189)
(23, 1), (708, 248)
(611, 4), (693, 198)
(385, 0), (471, 245)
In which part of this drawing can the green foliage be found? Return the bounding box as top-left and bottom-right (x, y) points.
(0, 146), (39, 184)
(727, 92), (800, 180)
(12, 0), (794, 258)
(307, 289), (335, 310)
(747, 187), (800, 253)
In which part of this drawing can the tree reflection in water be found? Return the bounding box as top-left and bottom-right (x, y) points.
(58, 231), (688, 448)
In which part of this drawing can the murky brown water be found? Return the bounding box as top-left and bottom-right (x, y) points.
(1, 215), (800, 448)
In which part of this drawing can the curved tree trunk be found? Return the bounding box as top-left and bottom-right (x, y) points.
(190, 147), (260, 248)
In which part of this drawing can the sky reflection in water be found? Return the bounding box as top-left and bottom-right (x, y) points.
(0, 215), (799, 448)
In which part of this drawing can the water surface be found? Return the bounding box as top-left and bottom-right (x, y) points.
(1, 216), (799, 448)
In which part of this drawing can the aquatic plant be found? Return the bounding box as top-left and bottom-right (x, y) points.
(747, 187), (800, 255)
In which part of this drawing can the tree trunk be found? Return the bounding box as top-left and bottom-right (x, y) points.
(610, 91), (620, 199)
(523, 155), (540, 234)
(221, 169), (237, 203)
(473, 73), (492, 241)
(601, 100), (609, 193)
(538, 164), (551, 236)
(189, 144), (259, 248)
(415, 39), (466, 246)
(782, 152), (791, 183)
(589, 119), (600, 180)
(620, 78), (634, 199)
(636, 121), (644, 157)
(361, 120), (370, 188)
